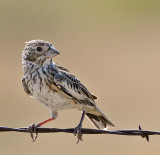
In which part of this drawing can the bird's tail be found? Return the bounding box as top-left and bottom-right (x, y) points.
(86, 108), (115, 129)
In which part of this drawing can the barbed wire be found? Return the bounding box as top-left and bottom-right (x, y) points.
(0, 125), (160, 142)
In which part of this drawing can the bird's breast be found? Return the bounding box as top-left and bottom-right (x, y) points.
(24, 68), (78, 111)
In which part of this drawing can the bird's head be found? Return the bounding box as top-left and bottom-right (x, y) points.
(22, 40), (60, 64)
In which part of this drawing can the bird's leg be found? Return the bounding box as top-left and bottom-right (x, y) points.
(28, 110), (58, 142)
(74, 111), (86, 143)
(28, 117), (54, 142)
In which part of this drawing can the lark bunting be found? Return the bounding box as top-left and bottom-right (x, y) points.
(22, 40), (114, 142)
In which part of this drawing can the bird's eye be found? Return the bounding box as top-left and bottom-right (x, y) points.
(36, 47), (42, 52)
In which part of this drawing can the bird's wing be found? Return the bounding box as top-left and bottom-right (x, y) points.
(22, 78), (32, 96)
(54, 64), (97, 108)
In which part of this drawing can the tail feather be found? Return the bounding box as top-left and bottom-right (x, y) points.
(86, 109), (115, 129)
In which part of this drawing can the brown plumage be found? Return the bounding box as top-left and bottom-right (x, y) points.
(22, 40), (114, 142)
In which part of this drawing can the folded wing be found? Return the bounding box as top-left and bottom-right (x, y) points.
(54, 64), (97, 108)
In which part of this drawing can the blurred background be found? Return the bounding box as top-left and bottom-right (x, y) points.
(0, 0), (160, 154)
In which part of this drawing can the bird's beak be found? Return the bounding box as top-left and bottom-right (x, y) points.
(46, 47), (60, 57)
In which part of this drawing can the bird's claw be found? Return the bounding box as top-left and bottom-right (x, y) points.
(28, 124), (39, 142)
(74, 125), (83, 143)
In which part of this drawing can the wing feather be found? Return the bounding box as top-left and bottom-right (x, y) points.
(54, 64), (97, 107)
(22, 78), (32, 96)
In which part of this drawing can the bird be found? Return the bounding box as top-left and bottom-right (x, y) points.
(22, 39), (115, 143)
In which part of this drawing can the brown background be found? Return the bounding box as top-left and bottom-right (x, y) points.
(0, 0), (160, 154)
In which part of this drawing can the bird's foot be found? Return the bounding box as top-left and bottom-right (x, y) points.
(28, 124), (39, 142)
(27, 117), (54, 142)
(74, 124), (83, 143)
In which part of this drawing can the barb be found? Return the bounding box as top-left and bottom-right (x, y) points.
(0, 125), (159, 142)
